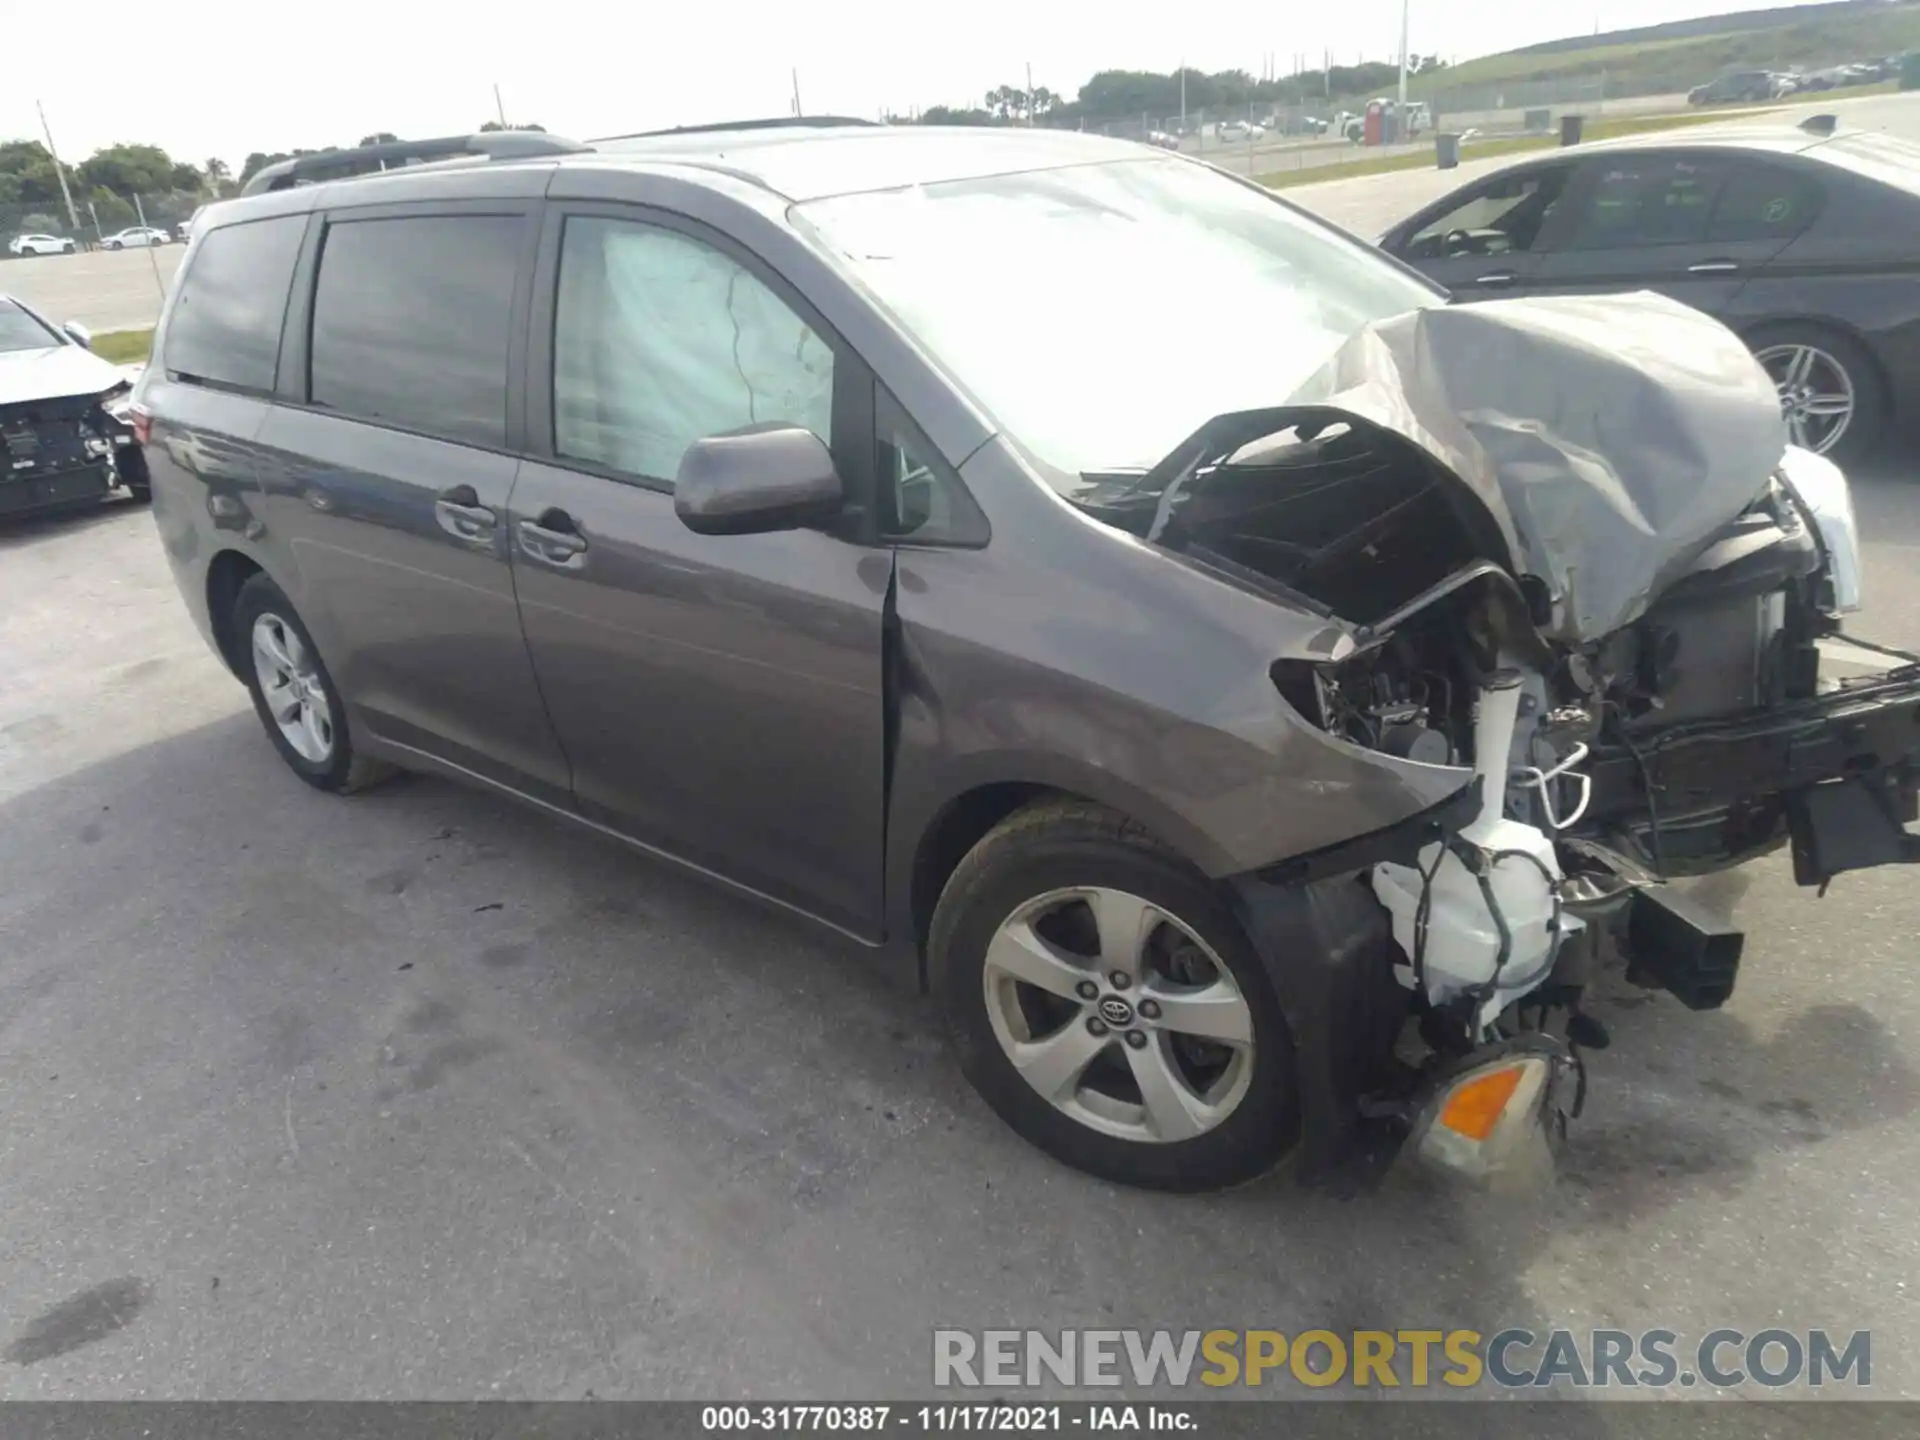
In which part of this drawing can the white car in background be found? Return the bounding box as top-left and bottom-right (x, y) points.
(8, 233), (77, 257)
(1216, 120), (1266, 142)
(101, 227), (173, 250)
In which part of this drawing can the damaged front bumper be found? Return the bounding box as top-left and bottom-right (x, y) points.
(1583, 635), (1920, 886)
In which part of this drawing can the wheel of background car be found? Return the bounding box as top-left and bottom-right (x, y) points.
(1748, 322), (1887, 467)
(232, 573), (394, 795)
(930, 798), (1298, 1191)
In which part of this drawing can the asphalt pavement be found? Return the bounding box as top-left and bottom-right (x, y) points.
(5, 93), (1920, 1402)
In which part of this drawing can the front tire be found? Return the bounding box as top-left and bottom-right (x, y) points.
(233, 573), (392, 794)
(931, 800), (1299, 1192)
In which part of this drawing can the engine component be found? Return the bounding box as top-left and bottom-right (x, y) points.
(1372, 669), (1579, 1032)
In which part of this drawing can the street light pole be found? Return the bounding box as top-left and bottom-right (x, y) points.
(35, 100), (81, 231)
(1397, 0), (1411, 107)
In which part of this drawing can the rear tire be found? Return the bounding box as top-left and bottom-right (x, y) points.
(233, 573), (393, 795)
(1747, 321), (1887, 468)
(931, 799), (1299, 1192)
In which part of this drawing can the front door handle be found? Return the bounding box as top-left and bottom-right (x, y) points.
(1473, 270), (1518, 287)
(517, 509), (588, 569)
(433, 483), (496, 541)
(1687, 259), (1740, 275)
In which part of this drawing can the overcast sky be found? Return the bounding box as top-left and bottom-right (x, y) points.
(8, 0), (1819, 168)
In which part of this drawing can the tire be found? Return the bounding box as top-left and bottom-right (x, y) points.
(232, 573), (393, 794)
(931, 799), (1299, 1192)
(1746, 321), (1888, 468)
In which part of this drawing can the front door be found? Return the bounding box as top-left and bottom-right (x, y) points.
(507, 206), (890, 937)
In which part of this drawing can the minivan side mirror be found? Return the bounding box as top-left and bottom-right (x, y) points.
(63, 321), (93, 350)
(674, 423), (843, 537)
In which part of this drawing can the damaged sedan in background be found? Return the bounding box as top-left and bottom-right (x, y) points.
(0, 293), (149, 520)
(135, 130), (1920, 1197)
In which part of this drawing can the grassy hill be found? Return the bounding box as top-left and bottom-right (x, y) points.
(1417, 0), (1920, 99)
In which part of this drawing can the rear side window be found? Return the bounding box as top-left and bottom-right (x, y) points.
(163, 215), (304, 390)
(1561, 157), (1726, 250)
(1708, 163), (1824, 242)
(308, 214), (524, 448)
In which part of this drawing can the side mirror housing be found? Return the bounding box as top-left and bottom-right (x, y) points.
(675, 423), (843, 537)
(63, 321), (93, 350)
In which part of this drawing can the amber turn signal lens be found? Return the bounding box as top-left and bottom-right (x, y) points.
(1438, 1064), (1526, 1142)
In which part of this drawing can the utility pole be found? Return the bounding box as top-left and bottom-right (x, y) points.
(35, 100), (80, 230)
(1398, 0), (1411, 107)
(1026, 61), (1034, 125)
(1179, 59), (1187, 132)
(493, 83), (508, 127)
(791, 68), (803, 118)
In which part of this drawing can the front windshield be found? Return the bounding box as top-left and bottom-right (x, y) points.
(794, 155), (1438, 488)
(0, 299), (60, 354)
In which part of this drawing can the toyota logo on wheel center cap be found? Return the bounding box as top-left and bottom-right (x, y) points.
(1098, 996), (1135, 1027)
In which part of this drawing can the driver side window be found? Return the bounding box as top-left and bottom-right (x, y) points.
(1402, 167), (1572, 261)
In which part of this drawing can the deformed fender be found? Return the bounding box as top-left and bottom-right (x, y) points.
(1224, 868), (1408, 1186)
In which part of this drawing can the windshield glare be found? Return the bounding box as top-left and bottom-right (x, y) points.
(795, 156), (1438, 487)
(0, 299), (61, 354)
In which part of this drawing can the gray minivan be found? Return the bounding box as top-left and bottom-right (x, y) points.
(132, 124), (1920, 1191)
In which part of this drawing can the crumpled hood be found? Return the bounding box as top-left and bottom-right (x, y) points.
(1279, 291), (1787, 643)
(0, 344), (127, 407)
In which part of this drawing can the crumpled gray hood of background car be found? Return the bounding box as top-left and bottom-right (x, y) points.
(1281, 290), (1788, 643)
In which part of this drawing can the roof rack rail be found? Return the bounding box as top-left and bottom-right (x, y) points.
(588, 116), (878, 143)
(240, 132), (591, 196)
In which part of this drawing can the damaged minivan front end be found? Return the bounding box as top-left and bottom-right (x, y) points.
(1087, 292), (1920, 1185)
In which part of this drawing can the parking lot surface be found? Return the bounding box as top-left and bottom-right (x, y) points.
(6, 99), (1920, 1401)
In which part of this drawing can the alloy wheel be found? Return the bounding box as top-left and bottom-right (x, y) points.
(251, 613), (335, 764)
(981, 887), (1256, 1144)
(1755, 342), (1855, 455)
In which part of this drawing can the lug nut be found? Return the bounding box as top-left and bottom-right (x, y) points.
(1138, 999), (1161, 1020)
(1076, 980), (1099, 1001)
(1124, 1029), (1148, 1050)
(1086, 1017), (1109, 1037)
(1109, 971), (1132, 990)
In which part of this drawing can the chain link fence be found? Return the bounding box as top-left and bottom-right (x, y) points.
(3, 190), (204, 255)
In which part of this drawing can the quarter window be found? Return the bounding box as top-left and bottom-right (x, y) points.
(308, 214), (525, 448)
(553, 216), (835, 486)
(163, 214), (305, 391)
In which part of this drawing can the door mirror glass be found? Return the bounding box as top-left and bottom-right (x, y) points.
(675, 423), (843, 536)
(63, 321), (93, 349)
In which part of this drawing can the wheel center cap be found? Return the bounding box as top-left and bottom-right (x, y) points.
(1098, 996), (1135, 1028)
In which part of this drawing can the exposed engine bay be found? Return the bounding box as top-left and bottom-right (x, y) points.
(1085, 293), (1920, 1178)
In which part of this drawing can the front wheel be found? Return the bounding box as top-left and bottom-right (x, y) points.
(233, 573), (393, 794)
(932, 800), (1299, 1191)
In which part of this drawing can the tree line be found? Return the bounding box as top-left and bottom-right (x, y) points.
(0, 123), (549, 237)
(2, 60), (1447, 235)
(915, 60), (1446, 126)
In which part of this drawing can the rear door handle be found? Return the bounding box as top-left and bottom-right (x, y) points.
(1687, 260), (1740, 275)
(1473, 271), (1518, 287)
(434, 483), (497, 540)
(517, 508), (588, 569)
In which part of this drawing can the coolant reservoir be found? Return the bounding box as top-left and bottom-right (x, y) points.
(1371, 671), (1577, 1026)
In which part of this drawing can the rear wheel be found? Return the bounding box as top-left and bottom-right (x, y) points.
(233, 574), (392, 794)
(1749, 322), (1887, 467)
(932, 800), (1298, 1191)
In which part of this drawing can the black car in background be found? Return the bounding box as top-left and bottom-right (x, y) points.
(1689, 71), (1783, 105)
(1378, 123), (1920, 464)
